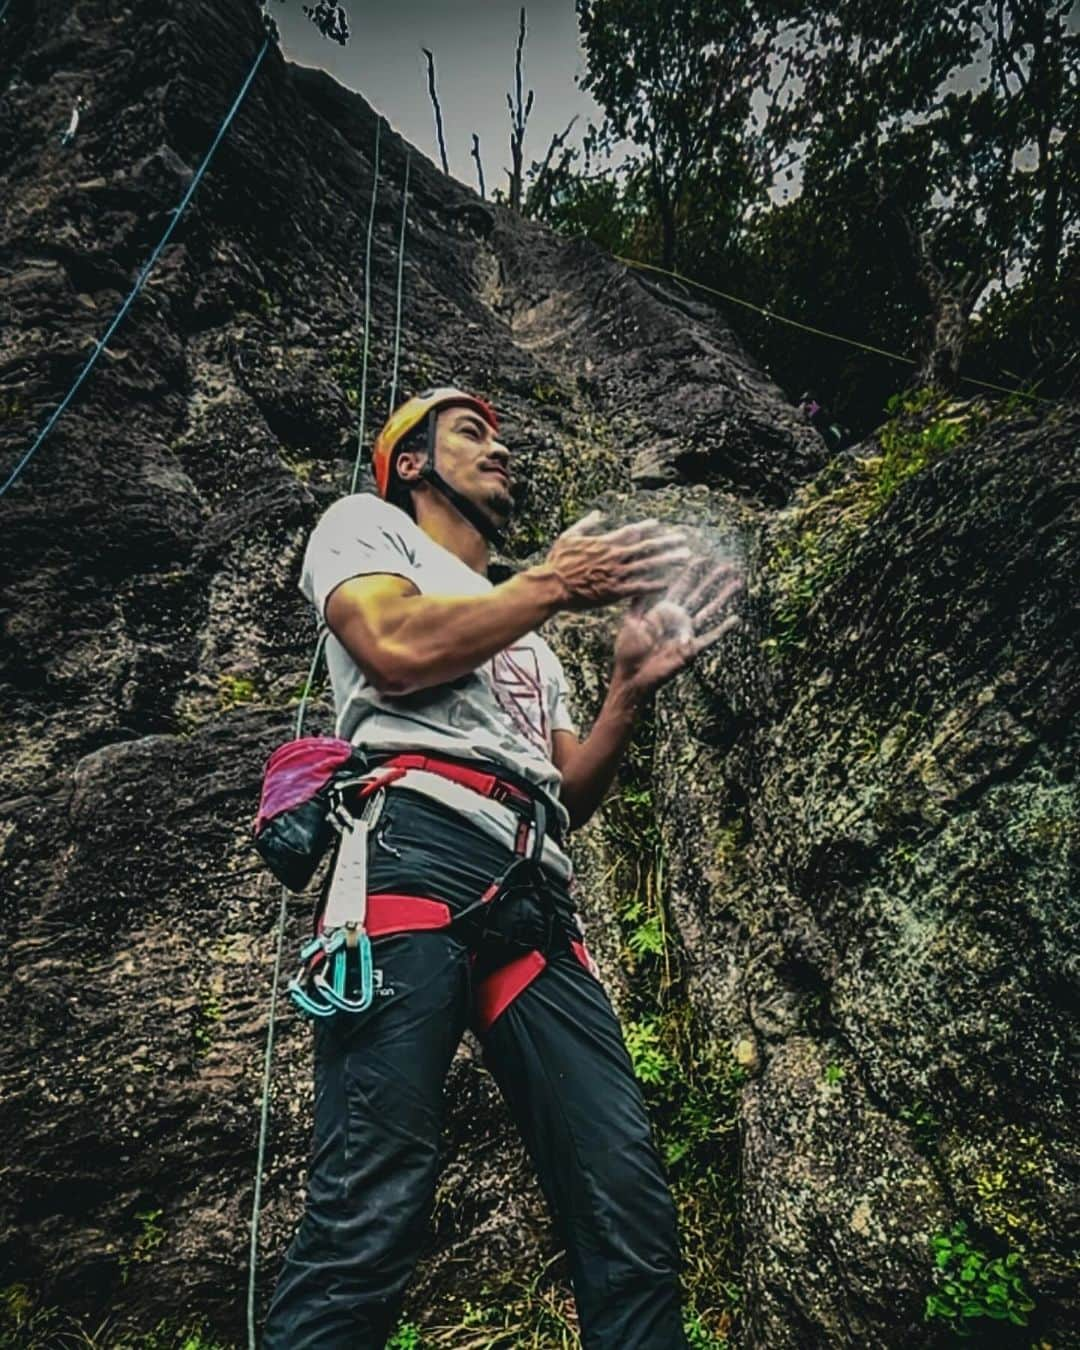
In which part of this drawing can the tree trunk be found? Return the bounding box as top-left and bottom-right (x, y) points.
(918, 291), (971, 391)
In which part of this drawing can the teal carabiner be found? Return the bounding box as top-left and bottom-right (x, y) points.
(287, 972), (338, 1019)
(288, 932), (345, 1019)
(313, 924), (375, 1014)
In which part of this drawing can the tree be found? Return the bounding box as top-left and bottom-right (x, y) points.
(257, 0), (350, 46)
(772, 0), (1079, 385)
(506, 7), (535, 212)
(574, 0), (788, 270)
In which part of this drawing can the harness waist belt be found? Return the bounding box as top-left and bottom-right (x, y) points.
(357, 751), (565, 847)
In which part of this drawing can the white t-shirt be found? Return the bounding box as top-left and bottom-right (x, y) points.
(299, 493), (577, 875)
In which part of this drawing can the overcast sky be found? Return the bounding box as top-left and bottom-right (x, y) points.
(274, 1), (604, 195)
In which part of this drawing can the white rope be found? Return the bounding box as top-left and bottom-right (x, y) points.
(350, 118), (382, 495)
(388, 154), (411, 413)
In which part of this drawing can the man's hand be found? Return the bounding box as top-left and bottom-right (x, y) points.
(543, 511), (690, 611)
(612, 557), (745, 694)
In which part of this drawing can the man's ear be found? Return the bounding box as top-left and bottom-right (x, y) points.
(395, 449), (427, 484)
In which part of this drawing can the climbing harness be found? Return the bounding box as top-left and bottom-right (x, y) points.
(0, 36), (271, 498)
(255, 744), (561, 1015)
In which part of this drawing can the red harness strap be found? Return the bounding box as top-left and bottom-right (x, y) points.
(470, 940), (596, 1035)
(369, 753), (532, 807)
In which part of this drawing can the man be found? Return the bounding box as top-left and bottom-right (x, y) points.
(798, 390), (846, 452)
(264, 387), (743, 1348)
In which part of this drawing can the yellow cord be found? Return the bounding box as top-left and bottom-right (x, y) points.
(612, 254), (1052, 406)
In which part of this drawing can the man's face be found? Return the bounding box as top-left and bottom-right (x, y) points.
(431, 405), (513, 524)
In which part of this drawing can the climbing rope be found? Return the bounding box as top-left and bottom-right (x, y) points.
(0, 0), (13, 27)
(388, 154), (411, 413)
(612, 254), (1054, 406)
(246, 117), (412, 1350)
(349, 118), (381, 495)
(245, 632), (327, 1350)
(0, 36), (272, 498)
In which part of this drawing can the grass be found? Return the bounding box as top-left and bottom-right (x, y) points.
(0, 1286), (233, 1349)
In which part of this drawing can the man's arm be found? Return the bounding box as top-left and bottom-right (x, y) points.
(551, 677), (645, 831)
(327, 568), (565, 695)
(552, 559), (747, 829)
(325, 514), (688, 697)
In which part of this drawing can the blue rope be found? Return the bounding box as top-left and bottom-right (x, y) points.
(0, 36), (271, 499)
(0, 0), (13, 26)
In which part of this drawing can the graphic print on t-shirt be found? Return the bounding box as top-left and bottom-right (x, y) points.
(489, 646), (548, 749)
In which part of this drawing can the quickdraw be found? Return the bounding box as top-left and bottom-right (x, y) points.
(286, 770), (401, 1019)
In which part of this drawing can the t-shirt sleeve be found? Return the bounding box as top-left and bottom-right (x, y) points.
(300, 493), (421, 622)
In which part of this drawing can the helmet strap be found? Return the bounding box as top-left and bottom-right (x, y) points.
(417, 412), (506, 549)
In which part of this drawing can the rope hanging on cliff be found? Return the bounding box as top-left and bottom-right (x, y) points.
(0, 0), (13, 29)
(349, 118), (382, 495)
(388, 153), (411, 413)
(612, 254), (1054, 406)
(0, 37), (271, 499)
(246, 127), (414, 1350)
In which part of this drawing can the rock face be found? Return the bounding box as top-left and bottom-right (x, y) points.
(0, 2), (1076, 1347)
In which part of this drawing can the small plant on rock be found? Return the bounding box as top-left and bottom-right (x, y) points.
(386, 1322), (423, 1349)
(623, 1018), (675, 1085)
(925, 1221), (1035, 1337)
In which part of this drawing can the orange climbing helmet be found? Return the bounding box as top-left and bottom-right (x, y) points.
(371, 387), (499, 498)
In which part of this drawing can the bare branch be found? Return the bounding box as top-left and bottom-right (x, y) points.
(422, 46), (450, 176)
(471, 132), (487, 200)
(524, 115), (579, 218)
(506, 6), (534, 212)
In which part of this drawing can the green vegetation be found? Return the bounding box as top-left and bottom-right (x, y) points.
(192, 989), (223, 1057)
(925, 1222), (1035, 1338)
(412, 1263), (580, 1347)
(386, 1323), (423, 1350)
(328, 337), (367, 409)
(545, 1), (1074, 436)
(874, 389), (983, 508)
(0, 393), (24, 422)
(598, 717), (744, 1345)
(278, 450), (315, 483)
(899, 1099), (940, 1154)
(216, 673), (260, 710)
(824, 1063), (845, 1086)
(0, 1284), (232, 1348)
(623, 1017), (675, 1086)
(763, 389), (985, 660)
(119, 1209), (166, 1285)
